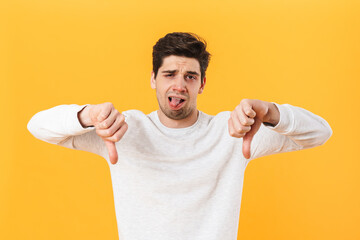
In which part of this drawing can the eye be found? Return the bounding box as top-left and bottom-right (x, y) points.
(166, 74), (174, 77)
(186, 75), (196, 80)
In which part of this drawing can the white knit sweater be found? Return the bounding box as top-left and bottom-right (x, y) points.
(27, 103), (332, 240)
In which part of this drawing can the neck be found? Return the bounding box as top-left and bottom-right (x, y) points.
(157, 109), (199, 128)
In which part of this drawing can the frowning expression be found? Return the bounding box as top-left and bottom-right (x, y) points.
(151, 55), (206, 120)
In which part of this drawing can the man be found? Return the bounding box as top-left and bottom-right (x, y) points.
(27, 32), (332, 240)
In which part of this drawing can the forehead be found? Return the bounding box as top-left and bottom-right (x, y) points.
(160, 55), (200, 72)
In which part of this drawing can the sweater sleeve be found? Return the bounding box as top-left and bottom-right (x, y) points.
(27, 104), (107, 159)
(248, 102), (333, 161)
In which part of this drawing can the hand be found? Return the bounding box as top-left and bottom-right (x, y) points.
(228, 99), (279, 159)
(78, 102), (128, 164)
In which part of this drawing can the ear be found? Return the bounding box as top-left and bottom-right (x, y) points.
(198, 77), (206, 94)
(150, 71), (156, 89)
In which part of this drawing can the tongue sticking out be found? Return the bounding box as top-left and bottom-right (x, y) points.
(169, 97), (183, 108)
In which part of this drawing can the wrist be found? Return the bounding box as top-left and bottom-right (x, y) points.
(263, 103), (280, 127)
(78, 105), (94, 128)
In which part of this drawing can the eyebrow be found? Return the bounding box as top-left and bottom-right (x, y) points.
(187, 71), (200, 76)
(161, 70), (177, 74)
(161, 70), (200, 75)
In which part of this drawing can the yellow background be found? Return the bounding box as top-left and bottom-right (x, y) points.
(1, 0), (359, 239)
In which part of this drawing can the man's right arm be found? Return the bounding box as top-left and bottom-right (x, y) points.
(27, 103), (128, 164)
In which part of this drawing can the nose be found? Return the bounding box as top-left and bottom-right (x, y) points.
(171, 75), (187, 92)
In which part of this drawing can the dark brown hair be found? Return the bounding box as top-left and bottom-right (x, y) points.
(152, 32), (211, 83)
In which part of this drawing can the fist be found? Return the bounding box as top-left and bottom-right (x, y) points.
(228, 99), (271, 159)
(79, 102), (128, 164)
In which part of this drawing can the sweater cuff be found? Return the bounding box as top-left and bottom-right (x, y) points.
(65, 104), (95, 135)
(264, 102), (294, 134)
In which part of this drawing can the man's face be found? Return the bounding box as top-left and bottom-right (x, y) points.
(151, 55), (206, 120)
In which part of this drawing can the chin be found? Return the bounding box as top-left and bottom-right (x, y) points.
(162, 107), (193, 120)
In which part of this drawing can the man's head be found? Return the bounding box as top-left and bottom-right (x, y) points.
(152, 32), (211, 84)
(151, 33), (211, 124)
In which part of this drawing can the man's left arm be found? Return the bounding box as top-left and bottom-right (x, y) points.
(228, 99), (333, 160)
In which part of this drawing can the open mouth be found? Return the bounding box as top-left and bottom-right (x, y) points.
(168, 96), (186, 110)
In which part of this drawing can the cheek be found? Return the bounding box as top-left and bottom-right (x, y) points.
(157, 81), (170, 92)
(156, 86), (168, 99)
(189, 92), (199, 102)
